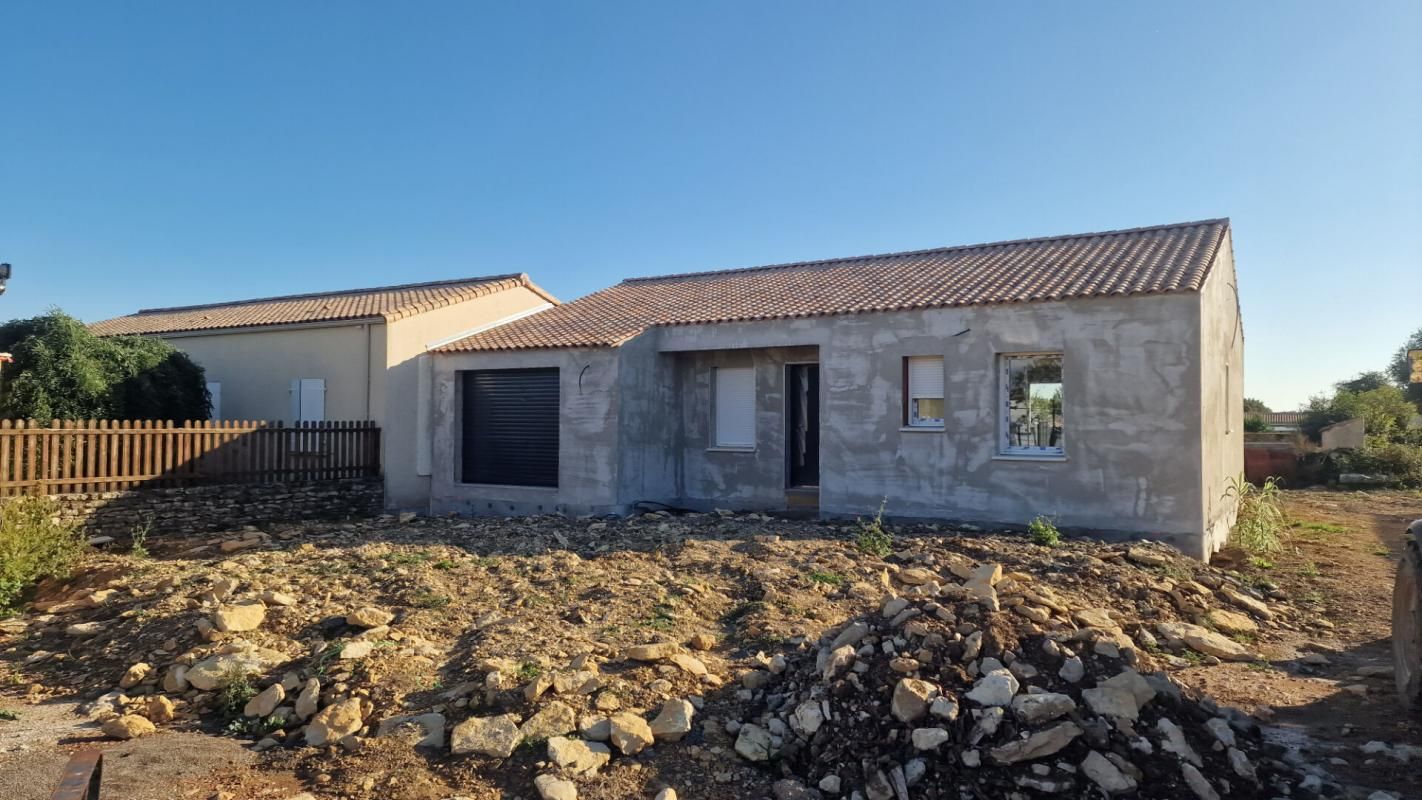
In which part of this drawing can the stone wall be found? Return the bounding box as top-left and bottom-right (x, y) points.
(22, 478), (383, 538)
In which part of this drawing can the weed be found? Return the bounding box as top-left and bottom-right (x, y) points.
(129, 515), (153, 559)
(1297, 562), (1322, 578)
(1373, 546), (1392, 557)
(641, 601), (677, 630)
(389, 550), (433, 566)
(807, 570), (844, 586)
(515, 662), (543, 681)
(1290, 520), (1347, 535)
(311, 642), (345, 675)
(855, 499), (893, 557)
(1247, 556), (1275, 570)
(1155, 562), (1192, 582)
(1301, 590), (1325, 605)
(1028, 516), (1061, 547)
(225, 715), (284, 737)
(723, 600), (767, 623)
(0, 709), (17, 721)
(214, 668), (256, 718)
(413, 591), (451, 609)
(1224, 475), (1286, 554)
(1178, 649), (1206, 666)
(1246, 661), (1273, 672)
(432, 559), (457, 571)
(473, 556), (500, 570)
(0, 497), (85, 615)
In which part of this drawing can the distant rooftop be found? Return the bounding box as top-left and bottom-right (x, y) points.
(437, 218), (1231, 352)
(91, 274), (557, 336)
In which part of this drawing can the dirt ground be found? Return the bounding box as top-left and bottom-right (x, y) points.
(0, 488), (1418, 799)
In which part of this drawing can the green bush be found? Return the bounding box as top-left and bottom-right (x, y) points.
(1224, 475), (1286, 554)
(854, 499), (894, 557)
(1334, 442), (1422, 487)
(1027, 516), (1060, 547)
(0, 497), (85, 614)
(1243, 415), (1269, 433)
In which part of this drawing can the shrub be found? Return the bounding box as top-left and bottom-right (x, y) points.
(0, 497), (85, 615)
(1224, 475), (1286, 554)
(1243, 415), (1269, 433)
(1334, 442), (1422, 487)
(1027, 516), (1060, 547)
(855, 499), (894, 557)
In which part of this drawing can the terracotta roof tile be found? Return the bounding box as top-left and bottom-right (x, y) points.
(437, 219), (1229, 352)
(91, 274), (557, 336)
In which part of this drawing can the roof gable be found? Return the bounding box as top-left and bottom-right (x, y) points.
(91, 274), (557, 337)
(438, 218), (1229, 353)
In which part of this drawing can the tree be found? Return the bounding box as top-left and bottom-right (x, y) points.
(1335, 371), (1391, 394)
(1389, 327), (1422, 410)
(0, 310), (209, 420)
(1301, 385), (1416, 442)
(1243, 397), (1272, 414)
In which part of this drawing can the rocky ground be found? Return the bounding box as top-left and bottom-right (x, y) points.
(0, 489), (1417, 800)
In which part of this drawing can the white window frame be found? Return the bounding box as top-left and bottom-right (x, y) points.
(905, 356), (945, 428)
(999, 353), (1065, 458)
(712, 366), (756, 450)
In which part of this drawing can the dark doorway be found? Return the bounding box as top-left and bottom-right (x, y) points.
(461, 368), (559, 487)
(787, 364), (819, 487)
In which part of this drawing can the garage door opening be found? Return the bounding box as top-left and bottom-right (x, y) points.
(461, 368), (559, 487)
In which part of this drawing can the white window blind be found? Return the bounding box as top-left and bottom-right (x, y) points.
(906, 356), (944, 426)
(714, 367), (756, 448)
(290, 378), (327, 423)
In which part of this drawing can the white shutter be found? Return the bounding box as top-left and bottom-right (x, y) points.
(299, 378), (326, 422)
(714, 367), (755, 448)
(907, 356), (943, 399)
(206, 382), (222, 420)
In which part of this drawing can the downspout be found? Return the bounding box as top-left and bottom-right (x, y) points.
(364, 323), (373, 420)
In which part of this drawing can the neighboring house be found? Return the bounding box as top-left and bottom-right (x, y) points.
(91, 275), (557, 510)
(428, 219), (1243, 559)
(1259, 411), (1303, 433)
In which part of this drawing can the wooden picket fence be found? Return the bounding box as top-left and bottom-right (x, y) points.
(0, 419), (380, 496)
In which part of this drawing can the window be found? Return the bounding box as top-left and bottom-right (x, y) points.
(904, 356), (944, 427)
(1000, 354), (1064, 456)
(289, 378), (326, 422)
(714, 366), (755, 448)
(462, 368), (559, 487)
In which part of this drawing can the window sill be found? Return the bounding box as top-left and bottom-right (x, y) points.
(706, 446), (757, 454)
(993, 453), (1068, 463)
(457, 481), (560, 491)
(900, 426), (944, 433)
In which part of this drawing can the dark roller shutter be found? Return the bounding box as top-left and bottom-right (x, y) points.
(461, 368), (559, 487)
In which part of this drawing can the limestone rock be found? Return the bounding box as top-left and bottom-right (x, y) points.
(519, 700), (576, 741)
(891, 678), (939, 722)
(294, 678), (320, 720)
(734, 723), (774, 761)
(213, 599), (266, 633)
(965, 670), (1019, 707)
(377, 712), (446, 749)
(346, 606), (394, 628)
(450, 713), (524, 757)
(146, 695), (176, 723)
(911, 727), (950, 750)
(186, 652), (267, 691)
(1081, 750), (1137, 794)
(102, 714), (156, 740)
(1010, 692), (1075, 724)
(306, 697), (365, 747)
(244, 683), (285, 718)
(1155, 622), (1253, 661)
(547, 736), (612, 774)
(650, 698), (695, 742)
(1126, 546), (1168, 567)
(989, 722), (1081, 764)
(1082, 686), (1139, 720)
(1156, 718), (1202, 767)
(1203, 608), (1258, 636)
(627, 642), (680, 661)
(1181, 763), (1220, 800)
(161, 665), (189, 693)
(1101, 669), (1156, 707)
(1058, 655), (1085, 683)
(534, 774), (578, 800)
(118, 662), (151, 689)
(608, 712), (654, 755)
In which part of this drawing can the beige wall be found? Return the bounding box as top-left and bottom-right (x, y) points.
(1197, 232), (1245, 557)
(162, 322), (382, 423)
(381, 286), (554, 509)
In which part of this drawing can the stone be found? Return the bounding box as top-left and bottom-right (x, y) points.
(186, 652), (266, 691)
(520, 701), (576, 741)
(146, 695), (176, 723)
(1082, 686), (1139, 720)
(989, 722), (1081, 764)
(306, 697), (365, 747)
(1101, 669), (1156, 706)
(1219, 586), (1273, 619)
(213, 600), (266, 633)
(1227, 747), (1257, 781)
(244, 683), (285, 718)
(1155, 622), (1253, 661)
(656, 790), (679, 800)
(376, 712), (446, 749)
(929, 695), (959, 721)
(1203, 608), (1258, 636)
(261, 590), (297, 606)
(830, 621), (870, 650)
(822, 645), (855, 680)
(911, 727), (950, 750)
(534, 774), (578, 800)
(65, 622), (104, 636)
(1081, 751), (1137, 794)
(102, 714), (156, 739)
(339, 640), (374, 659)
(792, 700), (825, 735)
(1204, 717), (1236, 748)
(1010, 692), (1075, 724)
(450, 713), (524, 757)
(294, 678), (320, 720)
(1126, 546), (1167, 567)
(579, 715), (611, 741)
(1073, 608), (1120, 630)
(650, 698), (694, 742)
(627, 642), (680, 661)
(667, 653), (707, 676)
(118, 662), (151, 689)
(898, 567), (937, 585)
(891, 678), (939, 722)
(1180, 763), (1219, 800)
(1156, 718), (1202, 766)
(1058, 655), (1085, 683)
(161, 665), (189, 693)
(346, 606), (394, 628)
(607, 712), (654, 755)
(965, 670), (1019, 707)
(818, 775), (841, 794)
(688, 633), (716, 650)
(734, 723), (774, 761)
(547, 736), (612, 774)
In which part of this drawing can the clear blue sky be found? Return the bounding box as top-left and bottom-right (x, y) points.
(2, 2), (1418, 410)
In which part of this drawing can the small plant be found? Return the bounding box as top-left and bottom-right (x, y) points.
(432, 559), (457, 571)
(515, 662), (543, 681)
(389, 550), (434, 566)
(413, 591), (451, 609)
(1248, 556), (1275, 570)
(0, 496), (85, 616)
(225, 714), (284, 737)
(1290, 520), (1347, 535)
(1224, 475), (1286, 554)
(0, 709), (18, 721)
(214, 668), (256, 718)
(807, 570), (845, 586)
(1246, 660), (1272, 672)
(128, 515), (154, 559)
(1243, 416), (1270, 433)
(855, 499), (894, 557)
(1373, 545), (1392, 557)
(311, 642), (345, 675)
(1297, 562), (1322, 578)
(1028, 516), (1060, 547)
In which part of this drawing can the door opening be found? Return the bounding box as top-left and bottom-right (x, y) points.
(787, 364), (819, 487)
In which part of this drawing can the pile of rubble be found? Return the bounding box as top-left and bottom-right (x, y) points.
(723, 559), (1303, 800)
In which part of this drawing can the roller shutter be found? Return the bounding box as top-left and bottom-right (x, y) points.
(461, 368), (559, 487)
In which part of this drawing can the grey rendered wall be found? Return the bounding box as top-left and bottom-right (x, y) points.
(658, 294), (1209, 553)
(673, 345), (819, 510)
(614, 334), (681, 508)
(429, 346), (624, 517)
(1196, 234), (1244, 557)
